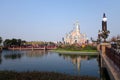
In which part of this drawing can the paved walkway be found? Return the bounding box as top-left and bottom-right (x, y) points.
(102, 55), (120, 80)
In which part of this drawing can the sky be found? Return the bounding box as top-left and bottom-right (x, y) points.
(0, 0), (120, 42)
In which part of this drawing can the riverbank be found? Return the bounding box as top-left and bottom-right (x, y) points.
(50, 50), (98, 55)
(0, 71), (99, 80)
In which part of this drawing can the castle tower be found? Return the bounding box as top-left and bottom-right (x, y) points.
(64, 21), (87, 44)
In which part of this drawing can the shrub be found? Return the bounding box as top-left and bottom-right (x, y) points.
(57, 44), (97, 51)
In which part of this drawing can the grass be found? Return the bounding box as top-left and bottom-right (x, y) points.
(0, 71), (100, 80)
(51, 45), (98, 54)
(51, 50), (98, 55)
(53, 49), (98, 52)
(50, 45), (98, 55)
(51, 48), (98, 54)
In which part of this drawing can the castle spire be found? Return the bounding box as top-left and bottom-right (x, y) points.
(74, 21), (80, 34)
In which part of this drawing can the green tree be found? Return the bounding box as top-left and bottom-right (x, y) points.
(11, 38), (17, 46)
(0, 37), (2, 45)
(0, 37), (2, 44)
(17, 39), (22, 46)
(4, 38), (26, 47)
(21, 40), (26, 46)
(3, 39), (11, 47)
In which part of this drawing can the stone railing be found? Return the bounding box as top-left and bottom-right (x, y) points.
(106, 47), (120, 70)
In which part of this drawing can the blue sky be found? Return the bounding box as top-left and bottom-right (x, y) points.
(0, 0), (120, 42)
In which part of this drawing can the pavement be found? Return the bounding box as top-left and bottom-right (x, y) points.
(102, 55), (120, 80)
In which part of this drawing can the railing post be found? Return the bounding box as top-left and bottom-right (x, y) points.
(32, 47), (33, 51)
(13, 47), (14, 51)
(100, 43), (111, 55)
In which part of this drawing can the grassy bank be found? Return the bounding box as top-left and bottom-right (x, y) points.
(53, 49), (98, 52)
(53, 44), (97, 53)
(0, 71), (99, 80)
(51, 49), (98, 55)
(51, 47), (98, 55)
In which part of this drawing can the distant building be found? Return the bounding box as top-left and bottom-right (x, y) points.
(64, 21), (87, 44)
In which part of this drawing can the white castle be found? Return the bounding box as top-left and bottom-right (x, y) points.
(64, 22), (87, 44)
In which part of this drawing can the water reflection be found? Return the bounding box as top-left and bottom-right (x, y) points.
(0, 53), (2, 64)
(3, 50), (23, 60)
(26, 50), (48, 57)
(0, 50), (99, 78)
(59, 54), (98, 76)
(4, 54), (22, 60)
(3, 50), (48, 59)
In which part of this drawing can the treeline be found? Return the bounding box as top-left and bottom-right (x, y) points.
(4, 38), (26, 47)
(0, 37), (2, 45)
(1, 37), (56, 48)
(0, 36), (56, 48)
(0, 37), (2, 51)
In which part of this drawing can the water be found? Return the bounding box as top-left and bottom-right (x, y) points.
(0, 50), (100, 78)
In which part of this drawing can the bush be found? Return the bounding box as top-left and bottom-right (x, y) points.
(82, 45), (97, 50)
(57, 45), (97, 51)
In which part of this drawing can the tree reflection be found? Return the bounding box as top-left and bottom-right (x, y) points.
(26, 50), (48, 57)
(0, 53), (2, 64)
(4, 53), (22, 60)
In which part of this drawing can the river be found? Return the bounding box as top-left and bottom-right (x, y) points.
(0, 50), (100, 78)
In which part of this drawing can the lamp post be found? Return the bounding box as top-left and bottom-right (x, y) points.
(97, 30), (102, 43)
(98, 13), (110, 42)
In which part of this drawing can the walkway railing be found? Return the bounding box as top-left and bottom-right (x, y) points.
(106, 47), (120, 70)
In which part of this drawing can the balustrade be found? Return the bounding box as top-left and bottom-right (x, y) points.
(106, 47), (120, 70)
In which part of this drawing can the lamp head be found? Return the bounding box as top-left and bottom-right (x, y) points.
(102, 13), (107, 22)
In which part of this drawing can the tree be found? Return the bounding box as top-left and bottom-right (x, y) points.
(117, 35), (120, 47)
(17, 39), (22, 46)
(0, 37), (2, 45)
(11, 38), (17, 46)
(4, 38), (26, 47)
(111, 36), (117, 42)
(3, 39), (11, 47)
(21, 40), (26, 46)
(117, 35), (120, 40)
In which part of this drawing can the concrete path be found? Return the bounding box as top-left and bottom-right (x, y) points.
(102, 55), (120, 80)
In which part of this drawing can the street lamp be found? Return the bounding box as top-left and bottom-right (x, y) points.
(98, 13), (110, 42)
(97, 30), (102, 43)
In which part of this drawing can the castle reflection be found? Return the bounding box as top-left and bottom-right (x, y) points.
(59, 54), (96, 72)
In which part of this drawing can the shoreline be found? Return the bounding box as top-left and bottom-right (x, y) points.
(0, 71), (100, 80)
(50, 50), (99, 55)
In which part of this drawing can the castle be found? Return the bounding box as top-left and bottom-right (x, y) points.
(64, 22), (87, 44)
